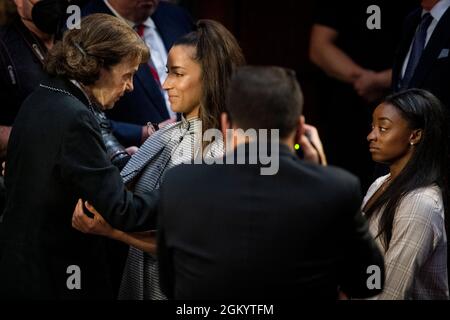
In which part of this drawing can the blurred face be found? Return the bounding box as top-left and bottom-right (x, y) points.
(367, 103), (417, 165)
(421, 0), (439, 10)
(90, 58), (139, 110)
(163, 45), (202, 119)
(112, 0), (160, 23)
(14, 0), (38, 21)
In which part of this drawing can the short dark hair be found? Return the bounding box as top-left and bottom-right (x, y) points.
(226, 66), (303, 138)
(45, 14), (149, 85)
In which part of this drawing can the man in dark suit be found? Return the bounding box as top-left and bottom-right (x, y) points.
(157, 66), (384, 300)
(392, 0), (450, 288)
(82, 0), (194, 147)
(393, 0), (450, 109)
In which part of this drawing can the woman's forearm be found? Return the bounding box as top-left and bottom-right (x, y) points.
(109, 229), (157, 255)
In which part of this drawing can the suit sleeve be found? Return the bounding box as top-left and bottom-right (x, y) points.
(339, 176), (385, 298)
(157, 179), (175, 299)
(109, 120), (143, 147)
(59, 108), (159, 232)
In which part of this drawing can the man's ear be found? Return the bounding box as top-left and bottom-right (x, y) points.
(410, 129), (423, 145)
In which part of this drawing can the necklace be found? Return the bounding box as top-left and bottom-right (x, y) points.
(39, 82), (96, 114)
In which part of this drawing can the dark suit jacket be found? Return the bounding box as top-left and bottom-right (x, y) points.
(82, 0), (194, 147)
(393, 6), (450, 110)
(0, 17), (50, 127)
(0, 77), (159, 299)
(157, 144), (384, 300)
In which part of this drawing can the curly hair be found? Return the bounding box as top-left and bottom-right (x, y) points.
(45, 13), (149, 85)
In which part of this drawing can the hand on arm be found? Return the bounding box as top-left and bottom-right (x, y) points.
(72, 199), (157, 254)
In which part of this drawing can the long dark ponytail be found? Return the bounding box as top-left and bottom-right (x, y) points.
(172, 19), (245, 147)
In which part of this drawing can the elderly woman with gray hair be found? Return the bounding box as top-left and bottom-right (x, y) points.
(0, 14), (159, 299)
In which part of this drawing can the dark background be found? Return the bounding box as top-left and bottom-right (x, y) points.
(176, 0), (418, 125)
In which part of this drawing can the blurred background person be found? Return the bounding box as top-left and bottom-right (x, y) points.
(0, 0), (57, 160)
(309, 0), (418, 190)
(82, 0), (194, 148)
(392, 0), (450, 109)
(0, 0), (15, 26)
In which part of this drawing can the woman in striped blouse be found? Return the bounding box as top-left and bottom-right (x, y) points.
(72, 19), (245, 300)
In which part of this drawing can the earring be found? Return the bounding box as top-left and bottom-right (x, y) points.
(410, 142), (414, 146)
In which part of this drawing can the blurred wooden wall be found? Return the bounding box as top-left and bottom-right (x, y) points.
(179, 0), (319, 122)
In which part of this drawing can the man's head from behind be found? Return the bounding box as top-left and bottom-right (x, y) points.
(222, 66), (304, 147)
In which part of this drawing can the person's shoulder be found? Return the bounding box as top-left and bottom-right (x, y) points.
(163, 161), (222, 188)
(294, 159), (360, 189)
(24, 80), (92, 121)
(401, 184), (444, 216)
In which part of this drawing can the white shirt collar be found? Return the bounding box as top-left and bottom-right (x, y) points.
(143, 16), (156, 30)
(422, 0), (450, 22)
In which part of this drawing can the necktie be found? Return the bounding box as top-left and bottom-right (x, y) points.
(135, 24), (162, 86)
(401, 13), (433, 88)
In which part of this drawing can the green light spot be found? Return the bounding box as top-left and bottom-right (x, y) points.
(294, 144), (300, 150)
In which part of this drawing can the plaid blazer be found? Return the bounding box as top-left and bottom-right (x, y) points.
(363, 174), (449, 300)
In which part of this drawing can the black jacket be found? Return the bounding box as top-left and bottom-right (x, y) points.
(0, 77), (159, 299)
(157, 144), (384, 300)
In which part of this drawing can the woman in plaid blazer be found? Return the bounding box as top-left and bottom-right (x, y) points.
(363, 89), (449, 299)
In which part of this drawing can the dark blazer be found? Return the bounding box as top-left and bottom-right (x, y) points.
(393, 6), (450, 109)
(0, 77), (159, 299)
(157, 144), (384, 300)
(81, 0), (194, 147)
